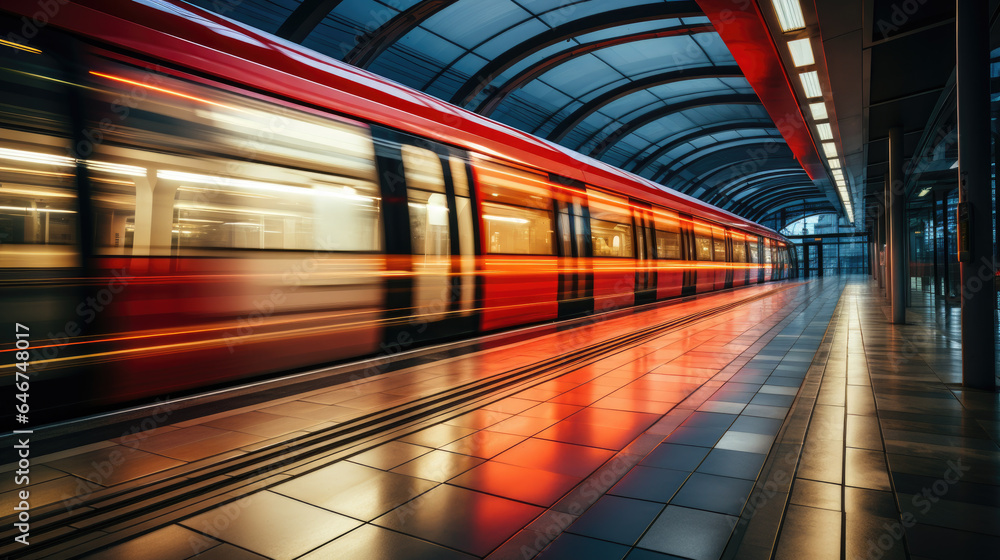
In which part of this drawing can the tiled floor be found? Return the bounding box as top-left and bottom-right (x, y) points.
(728, 281), (1000, 560)
(2, 277), (996, 560)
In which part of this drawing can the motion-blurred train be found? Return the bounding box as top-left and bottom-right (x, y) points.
(0, 0), (794, 422)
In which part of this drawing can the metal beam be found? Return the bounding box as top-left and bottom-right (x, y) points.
(627, 120), (777, 175)
(670, 156), (802, 197)
(546, 65), (743, 142)
(343, 0), (463, 68)
(708, 177), (814, 207)
(586, 94), (761, 158)
(742, 190), (832, 222)
(473, 24), (716, 114)
(652, 138), (792, 186)
(703, 170), (809, 205)
(449, 1), (703, 106)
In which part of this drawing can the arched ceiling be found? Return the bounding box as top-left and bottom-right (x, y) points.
(187, 0), (837, 226)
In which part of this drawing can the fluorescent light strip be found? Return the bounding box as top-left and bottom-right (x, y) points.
(809, 102), (828, 120)
(788, 38), (815, 67)
(799, 71), (823, 98)
(822, 142), (838, 158)
(817, 123), (833, 141)
(771, 0), (806, 32)
(828, 158), (841, 170)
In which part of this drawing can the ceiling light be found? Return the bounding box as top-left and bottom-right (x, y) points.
(809, 102), (828, 120)
(822, 142), (838, 158)
(771, 0), (806, 32)
(799, 71), (822, 98)
(788, 38), (815, 67)
(817, 123), (833, 141)
(828, 158), (841, 170)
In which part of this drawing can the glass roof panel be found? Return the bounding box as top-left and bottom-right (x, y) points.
(537, 0), (660, 25)
(474, 19), (551, 59)
(185, 0), (296, 35)
(422, 0), (530, 50)
(573, 19), (682, 43)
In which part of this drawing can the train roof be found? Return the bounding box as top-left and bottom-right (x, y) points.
(3, 0), (789, 241)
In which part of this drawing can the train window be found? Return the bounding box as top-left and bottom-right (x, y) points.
(403, 145), (449, 256)
(475, 159), (554, 255)
(749, 239), (760, 263)
(0, 35), (78, 268)
(765, 240), (773, 264)
(588, 190), (633, 258)
(653, 209), (681, 259)
(712, 228), (727, 262)
(693, 221), (713, 261)
(83, 61), (380, 255)
(732, 234), (747, 263)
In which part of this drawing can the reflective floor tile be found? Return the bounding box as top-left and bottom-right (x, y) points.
(298, 524), (475, 560)
(190, 544), (268, 559)
(714, 431), (774, 454)
(790, 479), (842, 511)
(275, 465), (437, 521)
(81, 524), (218, 560)
(536, 419), (641, 450)
(536, 533), (629, 560)
(680, 412), (738, 430)
(844, 448), (891, 491)
(670, 473), (755, 516)
(493, 438), (614, 478)
(180, 491), (360, 560)
(624, 548), (686, 560)
(441, 430), (525, 459)
(639, 444), (710, 471)
(567, 495), (663, 545)
(773, 504), (841, 560)
(449, 460), (581, 507)
(373, 484), (543, 557)
(444, 409), (513, 430)
(637, 505), (736, 560)
(45, 445), (185, 486)
(696, 449), (767, 480)
(489, 415), (561, 437)
(350, 441), (431, 470)
(609, 466), (688, 502)
(662, 427), (727, 448)
(391, 449), (485, 482)
(730, 415), (783, 436)
(399, 424), (478, 448)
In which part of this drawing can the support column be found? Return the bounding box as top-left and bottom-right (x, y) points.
(932, 190), (940, 296)
(876, 200), (885, 290)
(883, 179), (892, 303)
(956, 0), (997, 390)
(889, 128), (906, 324)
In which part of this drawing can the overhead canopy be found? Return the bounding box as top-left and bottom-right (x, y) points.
(187, 0), (836, 226)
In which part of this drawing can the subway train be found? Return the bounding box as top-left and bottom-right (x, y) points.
(0, 0), (794, 422)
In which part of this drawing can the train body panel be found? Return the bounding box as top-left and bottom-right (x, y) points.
(0, 1), (797, 421)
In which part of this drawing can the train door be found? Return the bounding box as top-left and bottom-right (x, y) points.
(731, 231), (747, 287)
(588, 189), (635, 311)
(554, 176), (593, 319)
(633, 203), (657, 305)
(693, 220), (715, 293)
(751, 236), (764, 283)
(680, 213), (697, 296)
(654, 208), (684, 299)
(474, 157), (559, 331)
(374, 127), (478, 343)
(763, 238), (773, 282)
(712, 225), (728, 290)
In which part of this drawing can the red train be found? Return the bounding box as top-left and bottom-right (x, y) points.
(0, 0), (794, 422)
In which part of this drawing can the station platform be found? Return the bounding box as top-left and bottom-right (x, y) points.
(2, 278), (998, 560)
